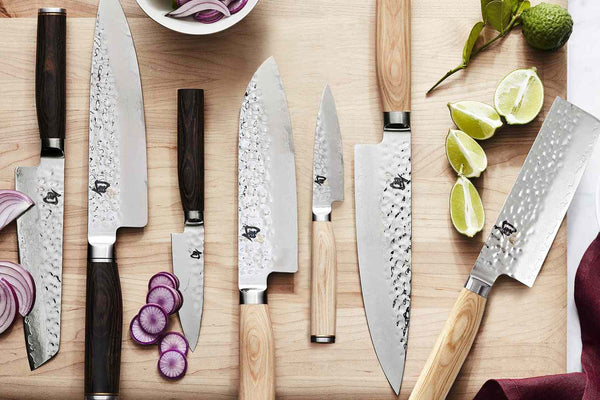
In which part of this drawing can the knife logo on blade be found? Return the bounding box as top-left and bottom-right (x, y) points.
(241, 225), (261, 241)
(314, 175), (327, 186)
(91, 180), (110, 195)
(43, 189), (61, 205)
(190, 249), (202, 259)
(494, 220), (517, 237)
(390, 175), (411, 190)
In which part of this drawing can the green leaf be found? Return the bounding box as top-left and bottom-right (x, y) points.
(515, 0), (530, 15)
(462, 22), (485, 65)
(481, 0), (494, 21)
(484, 0), (513, 33)
(509, 0), (519, 13)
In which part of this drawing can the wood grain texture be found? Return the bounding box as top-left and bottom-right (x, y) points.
(0, 0), (568, 398)
(377, 0), (411, 112)
(239, 304), (275, 400)
(311, 220), (337, 341)
(408, 288), (487, 400)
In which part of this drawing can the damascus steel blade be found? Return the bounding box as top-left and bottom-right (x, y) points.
(312, 84), (344, 216)
(238, 57), (297, 292)
(16, 157), (64, 370)
(355, 127), (411, 394)
(470, 98), (600, 289)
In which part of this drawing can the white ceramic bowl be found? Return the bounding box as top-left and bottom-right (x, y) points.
(136, 0), (259, 35)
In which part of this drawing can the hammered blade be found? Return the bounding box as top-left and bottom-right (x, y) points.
(355, 129), (411, 394)
(238, 57), (297, 292)
(15, 157), (64, 370)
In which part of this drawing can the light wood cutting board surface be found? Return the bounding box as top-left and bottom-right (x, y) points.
(0, 0), (568, 398)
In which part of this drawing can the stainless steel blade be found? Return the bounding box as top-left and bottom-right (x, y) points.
(88, 0), (147, 246)
(312, 84), (344, 218)
(238, 57), (297, 292)
(355, 126), (411, 394)
(172, 224), (204, 351)
(15, 157), (64, 369)
(470, 98), (600, 289)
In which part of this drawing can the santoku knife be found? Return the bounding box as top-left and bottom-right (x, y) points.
(354, 0), (412, 394)
(238, 57), (297, 400)
(172, 89), (204, 352)
(408, 98), (600, 400)
(15, 7), (66, 371)
(85, 0), (148, 398)
(311, 84), (343, 344)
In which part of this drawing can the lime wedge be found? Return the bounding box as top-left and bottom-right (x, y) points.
(448, 101), (503, 140)
(450, 176), (485, 237)
(446, 129), (488, 178)
(494, 68), (544, 125)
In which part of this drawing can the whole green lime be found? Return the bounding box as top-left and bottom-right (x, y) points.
(521, 3), (573, 51)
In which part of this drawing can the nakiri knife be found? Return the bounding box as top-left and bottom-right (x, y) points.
(85, 0), (148, 398)
(15, 7), (66, 371)
(238, 57), (297, 400)
(172, 89), (204, 352)
(408, 98), (600, 400)
(354, 0), (411, 394)
(311, 84), (343, 344)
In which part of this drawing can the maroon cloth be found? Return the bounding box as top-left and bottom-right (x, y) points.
(473, 233), (600, 400)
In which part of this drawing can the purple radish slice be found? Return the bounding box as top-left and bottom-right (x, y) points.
(146, 285), (179, 315)
(166, 0), (231, 18)
(0, 261), (35, 316)
(138, 303), (169, 335)
(158, 332), (189, 356)
(0, 190), (34, 231)
(0, 279), (18, 335)
(158, 350), (187, 380)
(228, 0), (248, 14)
(174, 289), (183, 311)
(148, 272), (177, 290)
(168, 272), (180, 289)
(130, 315), (160, 345)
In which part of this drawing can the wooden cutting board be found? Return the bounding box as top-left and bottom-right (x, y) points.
(0, 0), (568, 398)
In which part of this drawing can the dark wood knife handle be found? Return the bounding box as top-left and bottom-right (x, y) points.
(36, 9), (66, 143)
(84, 259), (122, 397)
(177, 89), (204, 215)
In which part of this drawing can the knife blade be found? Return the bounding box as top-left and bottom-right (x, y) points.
(85, 0), (148, 397)
(15, 8), (66, 371)
(354, 0), (411, 394)
(311, 84), (343, 344)
(238, 57), (297, 400)
(172, 89), (204, 352)
(408, 98), (600, 400)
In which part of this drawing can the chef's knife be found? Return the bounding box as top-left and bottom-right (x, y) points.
(354, 0), (411, 394)
(172, 89), (204, 352)
(85, 0), (148, 398)
(311, 84), (343, 344)
(15, 7), (66, 371)
(238, 57), (297, 400)
(408, 98), (600, 400)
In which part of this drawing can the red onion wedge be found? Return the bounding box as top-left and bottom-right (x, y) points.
(0, 190), (34, 232)
(158, 350), (187, 380)
(195, 0), (230, 19)
(148, 272), (178, 290)
(159, 332), (189, 356)
(166, 0), (230, 18)
(138, 303), (169, 335)
(130, 314), (160, 345)
(0, 261), (35, 316)
(228, 0), (248, 14)
(146, 285), (179, 315)
(0, 279), (18, 335)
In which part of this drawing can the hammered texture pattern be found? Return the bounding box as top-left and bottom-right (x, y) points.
(312, 104), (343, 207)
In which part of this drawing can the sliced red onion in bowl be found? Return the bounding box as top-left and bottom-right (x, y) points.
(0, 261), (35, 316)
(148, 272), (178, 290)
(0, 279), (18, 335)
(130, 314), (160, 345)
(228, 0), (248, 14)
(166, 0), (230, 18)
(138, 303), (169, 335)
(195, 0), (231, 19)
(0, 190), (34, 232)
(158, 349), (187, 380)
(146, 285), (179, 315)
(158, 332), (189, 356)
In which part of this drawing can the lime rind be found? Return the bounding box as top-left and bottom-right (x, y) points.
(494, 67), (544, 125)
(448, 101), (503, 140)
(446, 129), (488, 178)
(450, 176), (485, 237)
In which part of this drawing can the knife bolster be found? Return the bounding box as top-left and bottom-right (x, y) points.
(464, 275), (492, 298)
(85, 396), (118, 400)
(383, 111), (410, 131)
(240, 289), (267, 305)
(88, 242), (115, 261)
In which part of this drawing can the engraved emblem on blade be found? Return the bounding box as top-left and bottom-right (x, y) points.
(190, 249), (202, 259)
(43, 189), (61, 205)
(390, 174), (410, 190)
(242, 225), (260, 241)
(314, 175), (327, 186)
(91, 180), (110, 195)
(494, 221), (517, 236)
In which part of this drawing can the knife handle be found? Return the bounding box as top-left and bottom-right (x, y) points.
(310, 221), (337, 343)
(84, 259), (122, 398)
(239, 304), (275, 400)
(376, 0), (411, 112)
(408, 288), (487, 400)
(177, 89), (204, 216)
(36, 8), (66, 149)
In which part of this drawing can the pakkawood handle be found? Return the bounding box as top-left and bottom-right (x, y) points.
(85, 259), (122, 398)
(376, 0), (411, 112)
(177, 89), (204, 215)
(310, 221), (337, 343)
(408, 288), (487, 400)
(36, 8), (66, 144)
(239, 304), (275, 400)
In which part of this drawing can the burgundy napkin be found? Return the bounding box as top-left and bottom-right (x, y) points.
(473, 233), (600, 400)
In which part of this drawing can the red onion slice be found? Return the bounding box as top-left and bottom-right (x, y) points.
(228, 0), (248, 14)
(158, 350), (187, 380)
(158, 332), (189, 356)
(167, 0), (231, 18)
(195, 0), (231, 19)
(0, 190), (34, 232)
(0, 261), (35, 316)
(0, 279), (18, 335)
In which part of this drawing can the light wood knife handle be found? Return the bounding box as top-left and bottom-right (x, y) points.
(377, 0), (411, 112)
(239, 304), (275, 400)
(408, 288), (487, 400)
(310, 221), (337, 343)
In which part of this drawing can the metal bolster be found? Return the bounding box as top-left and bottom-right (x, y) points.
(312, 212), (331, 222)
(39, 7), (66, 14)
(311, 335), (335, 344)
(185, 210), (204, 225)
(383, 111), (411, 131)
(84, 395), (118, 400)
(464, 275), (492, 298)
(240, 288), (267, 305)
(41, 138), (65, 158)
(88, 243), (115, 262)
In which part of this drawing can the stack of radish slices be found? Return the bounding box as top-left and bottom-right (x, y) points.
(130, 271), (189, 380)
(0, 261), (35, 335)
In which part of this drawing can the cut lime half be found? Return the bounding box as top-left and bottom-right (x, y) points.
(450, 176), (485, 237)
(446, 129), (488, 178)
(494, 68), (544, 125)
(448, 101), (503, 140)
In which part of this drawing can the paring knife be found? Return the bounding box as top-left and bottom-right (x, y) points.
(354, 0), (411, 394)
(311, 84), (343, 344)
(85, 0), (148, 398)
(15, 7), (66, 371)
(408, 98), (600, 400)
(238, 57), (297, 400)
(172, 89), (204, 352)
